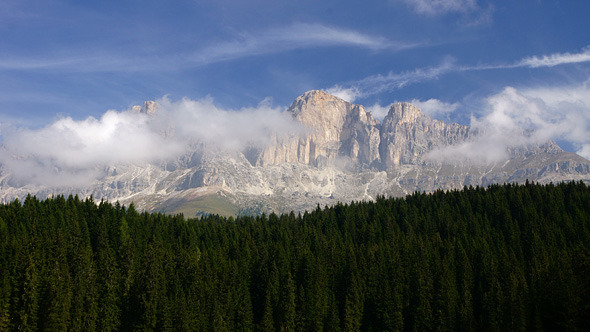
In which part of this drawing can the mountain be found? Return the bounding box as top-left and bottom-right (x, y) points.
(1, 90), (590, 215)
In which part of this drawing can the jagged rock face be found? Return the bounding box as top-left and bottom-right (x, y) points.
(256, 90), (381, 167)
(258, 92), (471, 170)
(379, 103), (471, 168)
(1, 90), (589, 216)
(131, 101), (159, 115)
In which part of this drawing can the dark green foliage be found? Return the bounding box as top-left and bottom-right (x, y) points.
(0, 182), (589, 330)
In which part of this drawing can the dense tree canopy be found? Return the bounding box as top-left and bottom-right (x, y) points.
(0, 181), (589, 331)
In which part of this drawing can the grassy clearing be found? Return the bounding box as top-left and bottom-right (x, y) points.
(166, 194), (239, 218)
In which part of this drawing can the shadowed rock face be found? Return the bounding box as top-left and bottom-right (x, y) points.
(1, 90), (590, 215)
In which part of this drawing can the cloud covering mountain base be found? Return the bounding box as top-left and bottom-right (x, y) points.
(427, 85), (590, 163)
(0, 96), (303, 187)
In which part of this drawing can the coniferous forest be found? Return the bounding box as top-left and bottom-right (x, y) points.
(0, 182), (589, 331)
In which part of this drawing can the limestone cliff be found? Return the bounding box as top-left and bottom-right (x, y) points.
(379, 102), (471, 168)
(256, 90), (381, 167)
(258, 91), (471, 170)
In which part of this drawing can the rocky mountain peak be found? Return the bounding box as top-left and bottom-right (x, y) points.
(288, 90), (351, 130)
(386, 102), (427, 125)
(141, 101), (159, 115)
(255, 90), (381, 167)
(291, 90), (344, 109)
(131, 101), (159, 115)
(288, 90), (379, 128)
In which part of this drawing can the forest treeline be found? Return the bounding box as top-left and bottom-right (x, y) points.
(0, 181), (589, 331)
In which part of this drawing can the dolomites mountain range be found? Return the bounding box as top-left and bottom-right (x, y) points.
(1, 90), (590, 215)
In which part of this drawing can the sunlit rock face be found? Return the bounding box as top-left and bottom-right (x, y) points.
(255, 90), (381, 167)
(257, 91), (473, 170)
(1, 90), (590, 215)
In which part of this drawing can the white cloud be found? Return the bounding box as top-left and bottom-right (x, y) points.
(427, 85), (590, 163)
(366, 103), (392, 121)
(326, 46), (590, 103)
(324, 86), (361, 103)
(192, 23), (407, 66)
(2, 110), (182, 168)
(274, 23), (391, 50)
(400, 0), (478, 15)
(156, 96), (303, 151)
(0, 109), (185, 187)
(0, 23), (411, 73)
(0, 96), (303, 187)
(359, 57), (457, 93)
(408, 98), (460, 118)
(464, 45), (590, 71)
(518, 46), (590, 68)
(326, 57), (457, 101)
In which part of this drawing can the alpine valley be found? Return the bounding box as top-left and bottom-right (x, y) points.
(2, 90), (590, 216)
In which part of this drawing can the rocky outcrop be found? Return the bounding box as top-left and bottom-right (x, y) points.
(131, 100), (159, 115)
(379, 102), (471, 168)
(256, 90), (381, 167)
(258, 92), (472, 170)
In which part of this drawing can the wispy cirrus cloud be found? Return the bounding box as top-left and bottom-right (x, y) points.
(516, 46), (590, 68)
(0, 23), (414, 73)
(464, 46), (590, 70)
(399, 0), (479, 15)
(356, 57), (456, 93)
(327, 46), (590, 101)
(0, 53), (161, 73)
(326, 56), (457, 102)
(191, 23), (415, 66)
(397, 0), (494, 27)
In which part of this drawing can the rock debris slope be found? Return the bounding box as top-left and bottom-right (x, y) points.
(1, 90), (589, 215)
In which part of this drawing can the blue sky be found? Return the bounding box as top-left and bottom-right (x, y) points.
(2, 0), (590, 163)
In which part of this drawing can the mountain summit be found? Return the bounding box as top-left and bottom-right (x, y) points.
(256, 90), (381, 167)
(256, 90), (471, 170)
(1, 91), (589, 215)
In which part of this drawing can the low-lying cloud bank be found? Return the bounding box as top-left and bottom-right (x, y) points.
(0, 96), (302, 187)
(427, 85), (590, 163)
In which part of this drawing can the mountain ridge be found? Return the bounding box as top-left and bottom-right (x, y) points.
(1, 90), (589, 215)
